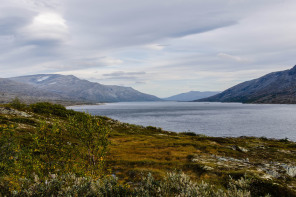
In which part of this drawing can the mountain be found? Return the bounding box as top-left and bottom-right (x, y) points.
(164, 91), (220, 101)
(9, 74), (160, 102)
(197, 65), (296, 104)
(0, 78), (66, 103)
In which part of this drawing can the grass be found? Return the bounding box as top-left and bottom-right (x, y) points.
(0, 101), (296, 196)
(105, 115), (296, 196)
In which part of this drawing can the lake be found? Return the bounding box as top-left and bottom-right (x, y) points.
(68, 102), (296, 141)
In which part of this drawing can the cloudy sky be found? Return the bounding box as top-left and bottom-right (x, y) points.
(1, 0), (296, 97)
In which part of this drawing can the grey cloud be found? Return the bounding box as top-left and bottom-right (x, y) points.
(0, 17), (28, 35)
(0, 4), (34, 34)
(0, 2), (65, 68)
(22, 39), (63, 47)
(135, 81), (146, 85)
(169, 21), (236, 38)
(30, 0), (62, 10)
(101, 71), (147, 82)
(63, 0), (245, 49)
(103, 71), (146, 77)
(1, 0), (296, 97)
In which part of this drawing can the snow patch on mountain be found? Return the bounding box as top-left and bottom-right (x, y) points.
(37, 76), (50, 82)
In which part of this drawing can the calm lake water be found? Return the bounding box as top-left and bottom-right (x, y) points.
(68, 102), (296, 141)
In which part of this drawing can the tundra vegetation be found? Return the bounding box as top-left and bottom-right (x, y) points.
(0, 99), (296, 196)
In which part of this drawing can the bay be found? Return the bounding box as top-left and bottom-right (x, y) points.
(68, 102), (296, 141)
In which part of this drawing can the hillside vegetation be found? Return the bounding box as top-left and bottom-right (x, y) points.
(0, 100), (296, 196)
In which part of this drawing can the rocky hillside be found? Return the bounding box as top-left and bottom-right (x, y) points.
(1, 102), (296, 196)
(197, 65), (296, 104)
(164, 91), (220, 101)
(0, 78), (67, 104)
(8, 74), (160, 102)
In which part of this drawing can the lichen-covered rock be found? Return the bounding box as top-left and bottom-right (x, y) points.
(0, 107), (31, 117)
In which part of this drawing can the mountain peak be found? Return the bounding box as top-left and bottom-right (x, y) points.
(288, 65), (296, 75)
(8, 74), (160, 102)
(198, 65), (296, 104)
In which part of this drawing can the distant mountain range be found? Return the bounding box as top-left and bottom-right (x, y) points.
(0, 74), (160, 103)
(2, 65), (296, 104)
(164, 91), (220, 101)
(197, 65), (296, 104)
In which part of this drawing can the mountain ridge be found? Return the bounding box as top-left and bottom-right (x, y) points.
(1, 74), (160, 103)
(197, 65), (296, 104)
(164, 91), (220, 101)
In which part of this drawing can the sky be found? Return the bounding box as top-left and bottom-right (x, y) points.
(0, 0), (296, 97)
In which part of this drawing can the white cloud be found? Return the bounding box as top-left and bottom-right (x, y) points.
(217, 53), (251, 63)
(20, 12), (69, 42)
(99, 57), (123, 66)
(144, 44), (168, 51)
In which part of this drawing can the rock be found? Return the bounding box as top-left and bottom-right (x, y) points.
(230, 145), (249, 152)
(265, 169), (280, 178)
(258, 162), (296, 179)
(0, 107), (31, 117)
(203, 165), (214, 171)
(282, 165), (296, 177)
(256, 145), (266, 149)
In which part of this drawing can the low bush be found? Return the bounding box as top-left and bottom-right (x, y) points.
(0, 109), (110, 187)
(146, 126), (163, 132)
(0, 172), (272, 197)
(8, 98), (27, 110)
(180, 131), (198, 136)
(29, 102), (76, 118)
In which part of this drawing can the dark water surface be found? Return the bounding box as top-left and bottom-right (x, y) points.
(68, 102), (296, 141)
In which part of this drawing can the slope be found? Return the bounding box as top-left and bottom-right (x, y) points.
(0, 78), (66, 103)
(0, 102), (296, 196)
(164, 91), (220, 101)
(197, 65), (296, 104)
(10, 74), (161, 102)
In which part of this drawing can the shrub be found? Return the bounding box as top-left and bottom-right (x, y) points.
(0, 124), (18, 176)
(2, 173), (132, 196)
(0, 110), (110, 185)
(29, 102), (76, 118)
(279, 137), (289, 142)
(146, 126), (163, 132)
(8, 98), (27, 110)
(0, 172), (268, 197)
(67, 113), (110, 177)
(180, 131), (198, 136)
